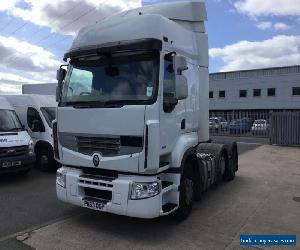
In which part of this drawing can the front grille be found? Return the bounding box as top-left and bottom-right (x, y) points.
(0, 145), (27, 158)
(82, 167), (118, 178)
(77, 136), (121, 156)
(84, 187), (112, 201)
(60, 133), (143, 157)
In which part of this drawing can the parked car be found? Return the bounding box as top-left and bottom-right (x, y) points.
(218, 117), (228, 130)
(209, 117), (228, 133)
(209, 117), (220, 133)
(251, 119), (269, 135)
(229, 119), (251, 134)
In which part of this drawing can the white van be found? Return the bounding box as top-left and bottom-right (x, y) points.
(0, 97), (35, 174)
(2, 95), (57, 171)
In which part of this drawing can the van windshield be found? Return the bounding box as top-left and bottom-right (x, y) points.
(60, 52), (159, 107)
(0, 109), (23, 132)
(41, 107), (56, 128)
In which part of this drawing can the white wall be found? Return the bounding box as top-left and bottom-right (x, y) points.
(209, 66), (300, 111)
(22, 83), (56, 95)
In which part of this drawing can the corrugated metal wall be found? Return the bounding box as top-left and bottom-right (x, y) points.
(270, 111), (300, 146)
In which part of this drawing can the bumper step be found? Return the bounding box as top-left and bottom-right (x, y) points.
(161, 181), (177, 194)
(162, 203), (177, 213)
(162, 181), (173, 189)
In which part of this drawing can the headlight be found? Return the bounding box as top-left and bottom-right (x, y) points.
(56, 168), (66, 188)
(130, 181), (160, 200)
(28, 139), (34, 155)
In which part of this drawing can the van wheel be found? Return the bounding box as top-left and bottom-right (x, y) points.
(37, 148), (53, 171)
(173, 162), (194, 221)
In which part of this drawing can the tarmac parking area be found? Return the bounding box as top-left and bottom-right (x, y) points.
(0, 143), (299, 250)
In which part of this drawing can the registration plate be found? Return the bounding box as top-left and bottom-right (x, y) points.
(2, 161), (21, 168)
(83, 199), (105, 211)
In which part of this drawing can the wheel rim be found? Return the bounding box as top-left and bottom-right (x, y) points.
(185, 179), (194, 205)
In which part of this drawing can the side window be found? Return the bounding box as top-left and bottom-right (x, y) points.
(163, 55), (175, 98)
(64, 67), (93, 100)
(163, 53), (177, 113)
(27, 107), (44, 132)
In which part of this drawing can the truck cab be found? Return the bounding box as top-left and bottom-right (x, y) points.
(2, 95), (57, 171)
(55, 1), (238, 220)
(0, 97), (35, 175)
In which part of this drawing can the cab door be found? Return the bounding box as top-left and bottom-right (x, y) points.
(159, 53), (187, 157)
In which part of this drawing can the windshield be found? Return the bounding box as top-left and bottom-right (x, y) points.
(61, 52), (159, 106)
(0, 109), (23, 132)
(41, 107), (56, 128)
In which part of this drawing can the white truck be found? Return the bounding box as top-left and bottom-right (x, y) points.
(0, 97), (35, 175)
(2, 95), (57, 171)
(54, 1), (238, 220)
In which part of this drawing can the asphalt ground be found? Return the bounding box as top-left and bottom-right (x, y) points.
(1, 141), (295, 250)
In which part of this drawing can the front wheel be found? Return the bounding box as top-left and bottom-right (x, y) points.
(37, 148), (54, 171)
(173, 162), (194, 221)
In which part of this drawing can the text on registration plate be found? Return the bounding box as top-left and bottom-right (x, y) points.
(2, 161), (21, 168)
(83, 200), (105, 211)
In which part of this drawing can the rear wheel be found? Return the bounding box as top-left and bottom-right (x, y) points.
(223, 149), (236, 181)
(173, 162), (194, 221)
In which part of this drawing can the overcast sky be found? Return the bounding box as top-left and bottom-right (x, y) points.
(0, 0), (299, 94)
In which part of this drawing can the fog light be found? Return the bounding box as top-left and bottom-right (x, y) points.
(130, 181), (160, 200)
(56, 168), (66, 188)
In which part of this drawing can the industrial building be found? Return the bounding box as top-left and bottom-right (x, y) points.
(209, 65), (300, 112)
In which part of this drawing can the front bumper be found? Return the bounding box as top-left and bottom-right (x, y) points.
(56, 166), (179, 219)
(0, 154), (35, 174)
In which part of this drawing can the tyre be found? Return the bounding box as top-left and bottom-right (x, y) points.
(173, 161), (194, 221)
(37, 147), (54, 171)
(223, 147), (236, 181)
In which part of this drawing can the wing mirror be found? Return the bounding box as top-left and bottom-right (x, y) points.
(173, 55), (188, 74)
(175, 75), (188, 100)
(57, 68), (67, 82)
(56, 66), (67, 102)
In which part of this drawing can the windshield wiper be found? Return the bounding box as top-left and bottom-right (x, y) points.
(0, 128), (22, 132)
(69, 101), (124, 109)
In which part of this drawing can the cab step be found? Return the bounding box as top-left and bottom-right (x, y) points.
(162, 203), (177, 213)
(161, 181), (177, 194)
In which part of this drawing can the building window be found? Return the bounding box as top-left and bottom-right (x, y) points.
(253, 89), (261, 97)
(209, 91), (214, 99)
(219, 90), (225, 98)
(240, 90), (247, 98)
(268, 88), (276, 96)
(292, 87), (300, 96)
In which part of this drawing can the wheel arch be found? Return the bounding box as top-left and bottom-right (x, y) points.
(34, 140), (53, 155)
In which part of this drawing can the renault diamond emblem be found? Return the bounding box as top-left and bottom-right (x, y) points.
(93, 155), (100, 167)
